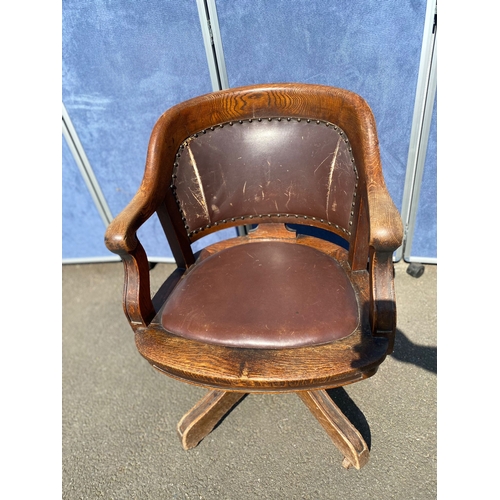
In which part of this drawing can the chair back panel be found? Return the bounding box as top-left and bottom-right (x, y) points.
(172, 117), (358, 238)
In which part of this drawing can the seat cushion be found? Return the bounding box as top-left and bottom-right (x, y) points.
(161, 241), (359, 349)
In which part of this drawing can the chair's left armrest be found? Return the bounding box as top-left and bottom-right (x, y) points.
(364, 183), (403, 355)
(368, 248), (397, 354)
(366, 182), (404, 254)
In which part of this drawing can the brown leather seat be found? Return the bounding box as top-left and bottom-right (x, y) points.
(161, 239), (359, 349)
(105, 83), (403, 470)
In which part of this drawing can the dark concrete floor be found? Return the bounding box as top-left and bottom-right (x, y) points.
(62, 259), (436, 499)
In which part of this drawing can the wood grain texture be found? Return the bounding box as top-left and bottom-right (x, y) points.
(369, 247), (398, 354)
(298, 390), (369, 470)
(138, 230), (388, 392)
(177, 390), (245, 450)
(121, 242), (155, 328)
(349, 194), (370, 271)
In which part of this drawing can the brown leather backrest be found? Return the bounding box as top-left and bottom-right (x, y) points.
(172, 117), (358, 239)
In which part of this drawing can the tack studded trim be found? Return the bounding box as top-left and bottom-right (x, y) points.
(171, 117), (358, 238)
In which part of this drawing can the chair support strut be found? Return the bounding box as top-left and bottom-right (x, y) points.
(177, 390), (246, 450)
(298, 390), (369, 469)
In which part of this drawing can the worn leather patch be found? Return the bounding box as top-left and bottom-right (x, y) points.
(172, 118), (357, 237)
(161, 240), (359, 349)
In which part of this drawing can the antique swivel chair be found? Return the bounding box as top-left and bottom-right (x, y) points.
(105, 83), (403, 470)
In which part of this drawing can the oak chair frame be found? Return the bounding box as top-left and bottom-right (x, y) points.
(105, 83), (403, 470)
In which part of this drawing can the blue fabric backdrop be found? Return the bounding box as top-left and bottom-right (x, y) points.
(62, 135), (111, 260)
(410, 96), (437, 259)
(62, 0), (237, 260)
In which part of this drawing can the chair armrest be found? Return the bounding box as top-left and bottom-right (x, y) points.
(118, 242), (156, 329)
(368, 247), (397, 354)
(105, 191), (155, 256)
(105, 192), (157, 329)
(362, 174), (402, 354)
(366, 181), (404, 253)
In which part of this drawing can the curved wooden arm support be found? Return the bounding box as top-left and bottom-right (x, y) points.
(349, 185), (403, 271)
(119, 242), (155, 329)
(104, 191), (158, 256)
(369, 247), (397, 354)
(104, 193), (159, 329)
(366, 186), (404, 253)
(364, 184), (402, 355)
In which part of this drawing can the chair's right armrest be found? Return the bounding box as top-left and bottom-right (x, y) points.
(105, 191), (154, 255)
(105, 192), (157, 329)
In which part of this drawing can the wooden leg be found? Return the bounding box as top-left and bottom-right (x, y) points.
(298, 389), (369, 470)
(177, 390), (246, 450)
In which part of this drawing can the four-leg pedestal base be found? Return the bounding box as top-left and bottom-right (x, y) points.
(177, 389), (369, 470)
